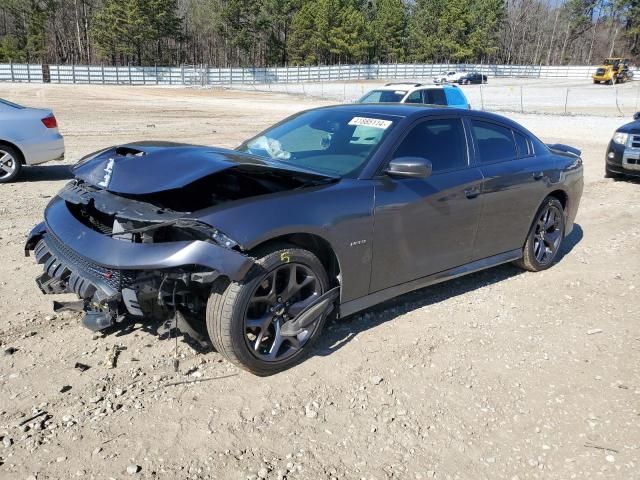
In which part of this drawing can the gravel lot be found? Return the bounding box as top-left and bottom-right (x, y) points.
(0, 83), (639, 480)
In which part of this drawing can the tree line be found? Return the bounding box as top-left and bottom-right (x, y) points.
(1, 0), (640, 67)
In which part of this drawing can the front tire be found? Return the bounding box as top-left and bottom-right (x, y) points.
(514, 197), (565, 272)
(206, 245), (330, 376)
(605, 165), (621, 178)
(0, 145), (22, 183)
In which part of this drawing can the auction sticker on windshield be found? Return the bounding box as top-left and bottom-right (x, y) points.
(348, 117), (392, 129)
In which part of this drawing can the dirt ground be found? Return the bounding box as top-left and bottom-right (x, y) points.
(0, 84), (639, 480)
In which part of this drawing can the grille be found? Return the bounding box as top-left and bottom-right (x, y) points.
(44, 232), (122, 291)
(630, 135), (640, 149)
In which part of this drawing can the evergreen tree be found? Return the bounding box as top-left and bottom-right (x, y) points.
(409, 0), (444, 61)
(0, 0), (50, 62)
(92, 0), (132, 64)
(372, 0), (407, 62)
(467, 0), (505, 62)
(92, 0), (180, 65)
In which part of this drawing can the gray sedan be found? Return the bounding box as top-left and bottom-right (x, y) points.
(26, 104), (583, 375)
(0, 98), (65, 182)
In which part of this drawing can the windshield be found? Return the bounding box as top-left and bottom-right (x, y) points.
(238, 109), (396, 177)
(358, 90), (406, 103)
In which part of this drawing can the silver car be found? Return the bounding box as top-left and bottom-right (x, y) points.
(0, 98), (65, 183)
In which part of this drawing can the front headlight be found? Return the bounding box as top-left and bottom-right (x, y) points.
(612, 131), (629, 145)
(211, 229), (238, 249)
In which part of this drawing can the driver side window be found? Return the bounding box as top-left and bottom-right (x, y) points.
(393, 118), (468, 173)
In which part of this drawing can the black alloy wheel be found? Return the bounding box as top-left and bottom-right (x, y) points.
(206, 245), (330, 375)
(514, 197), (565, 272)
(243, 262), (322, 362)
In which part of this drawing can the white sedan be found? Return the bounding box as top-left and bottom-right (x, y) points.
(0, 98), (65, 183)
(433, 71), (466, 84)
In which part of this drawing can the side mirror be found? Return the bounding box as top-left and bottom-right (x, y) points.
(385, 157), (432, 178)
(634, 112), (640, 121)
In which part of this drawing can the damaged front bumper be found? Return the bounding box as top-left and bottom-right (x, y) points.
(25, 196), (254, 330)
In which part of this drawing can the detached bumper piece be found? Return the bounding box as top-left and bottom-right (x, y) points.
(33, 234), (126, 330)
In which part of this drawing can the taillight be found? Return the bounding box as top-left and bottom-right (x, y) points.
(41, 115), (58, 129)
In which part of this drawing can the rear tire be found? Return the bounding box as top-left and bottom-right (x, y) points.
(206, 245), (330, 376)
(0, 145), (22, 183)
(514, 197), (565, 272)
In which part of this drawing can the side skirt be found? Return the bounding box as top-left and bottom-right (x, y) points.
(338, 249), (522, 319)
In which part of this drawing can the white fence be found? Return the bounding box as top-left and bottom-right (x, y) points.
(0, 63), (637, 85)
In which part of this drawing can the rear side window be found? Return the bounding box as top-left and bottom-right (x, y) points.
(393, 118), (468, 173)
(514, 131), (531, 157)
(405, 90), (423, 104)
(472, 120), (517, 163)
(424, 89), (447, 106)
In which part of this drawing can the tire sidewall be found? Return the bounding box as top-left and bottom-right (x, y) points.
(525, 197), (565, 270)
(225, 247), (330, 375)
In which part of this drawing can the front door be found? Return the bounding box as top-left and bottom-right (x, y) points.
(370, 117), (484, 293)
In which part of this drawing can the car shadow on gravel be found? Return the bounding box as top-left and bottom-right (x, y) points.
(84, 224), (583, 362)
(313, 223), (584, 359)
(611, 176), (640, 185)
(21, 164), (73, 182)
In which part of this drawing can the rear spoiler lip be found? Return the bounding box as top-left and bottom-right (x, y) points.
(547, 143), (582, 157)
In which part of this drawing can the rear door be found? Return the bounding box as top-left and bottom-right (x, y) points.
(369, 116), (484, 292)
(469, 119), (551, 260)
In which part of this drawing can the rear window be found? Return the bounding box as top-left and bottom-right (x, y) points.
(359, 90), (406, 103)
(0, 98), (25, 109)
(472, 120), (517, 163)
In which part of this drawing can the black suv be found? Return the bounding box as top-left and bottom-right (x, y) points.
(606, 112), (640, 178)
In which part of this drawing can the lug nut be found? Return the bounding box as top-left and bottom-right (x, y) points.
(277, 297), (282, 302)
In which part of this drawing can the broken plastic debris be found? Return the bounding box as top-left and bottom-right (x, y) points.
(74, 362), (90, 372)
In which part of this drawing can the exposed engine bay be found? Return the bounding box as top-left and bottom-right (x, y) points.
(25, 143), (337, 334)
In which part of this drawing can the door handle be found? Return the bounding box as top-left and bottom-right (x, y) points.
(532, 171), (544, 180)
(464, 187), (480, 199)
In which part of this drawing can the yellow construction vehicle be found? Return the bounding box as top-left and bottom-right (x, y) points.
(593, 58), (632, 84)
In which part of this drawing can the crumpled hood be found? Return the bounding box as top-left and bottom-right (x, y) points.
(72, 141), (333, 195)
